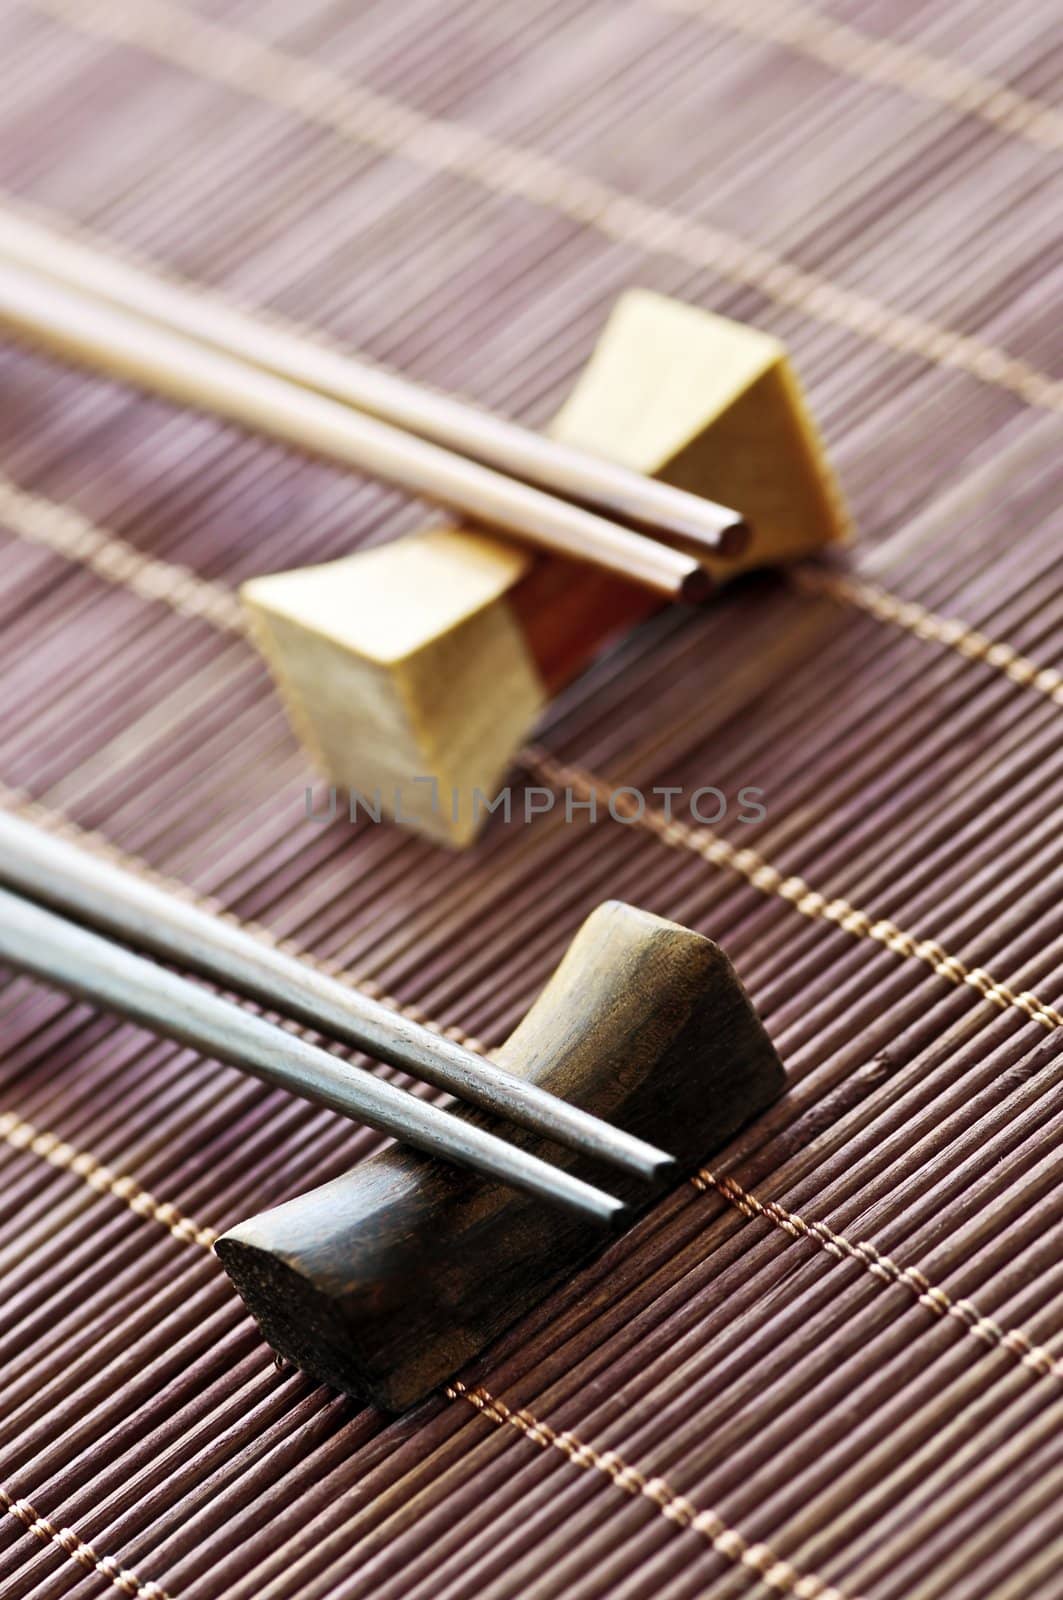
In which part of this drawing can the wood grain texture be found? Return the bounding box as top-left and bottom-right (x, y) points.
(0, 0), (1059, 1596)
(240, 289), (847, 844)
(217, 901), (785, 1409)
(243, 527), (544, 846)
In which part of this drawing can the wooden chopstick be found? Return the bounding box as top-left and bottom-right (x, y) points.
(0, 249), (709, 604)
(0, 887), (625, 1226)
(0, 208), (746, 564)
(0, 810), (674, 1184)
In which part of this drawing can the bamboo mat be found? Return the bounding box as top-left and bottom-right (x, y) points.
(0, 0), (1061, 1596)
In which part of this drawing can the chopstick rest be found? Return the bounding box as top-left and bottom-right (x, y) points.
(217, 901), (785, 1411)
(0, 209), (849, 848)
(0, 816), (784, 1405)
(244, 289), (850, 845)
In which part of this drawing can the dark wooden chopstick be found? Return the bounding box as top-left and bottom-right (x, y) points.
(0, 886), (627, 1227)
(0, 208), (747, 565)
(0, 811), (674, 1185)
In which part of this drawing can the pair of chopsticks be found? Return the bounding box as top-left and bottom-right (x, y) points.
(0, 811), (673, 1225)
(0, 210), (747, 602)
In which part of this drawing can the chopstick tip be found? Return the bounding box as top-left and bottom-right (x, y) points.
(678, 565), (715, 606)
(716, 516), (751, 560)
(648, 1151), (679, 1184)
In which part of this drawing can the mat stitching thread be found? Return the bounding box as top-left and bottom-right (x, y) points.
(1, 2), (1059, 1587)
(0, 1487), (171, 1599)
(0, 784), (489, 1056)
(0, 478), (246, 634)
(2, 180), (1061, 713)
(790, 568), (1063, 707)
(3, 492), (1059, 1032)
(5, 1064), (1062, 1394)
(650, 0), (1063, 150)
(26, 0), (1063, 413)
(5, 1086), (1063, 1600)
(0, 1103), (849, 1600)
(3, 461), (1061, 712)
(0, 1110), (218, 1248)
(446, 1381), (856, 1599)
(523, 747), (1063, 1032)
(2, 490), (1058, 1032)
(695, 1171), (1063, 1379)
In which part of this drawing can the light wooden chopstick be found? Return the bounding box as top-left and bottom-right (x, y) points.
(0, 207), (746, 563)
(0, 231), (709, 603)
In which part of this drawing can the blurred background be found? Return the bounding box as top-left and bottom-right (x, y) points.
(0, 3), (1060, 1598)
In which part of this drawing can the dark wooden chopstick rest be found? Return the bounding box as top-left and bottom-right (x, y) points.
(216, 900), (784, 1410)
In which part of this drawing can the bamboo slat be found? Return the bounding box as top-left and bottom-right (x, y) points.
(0, 0), (1060, 1597)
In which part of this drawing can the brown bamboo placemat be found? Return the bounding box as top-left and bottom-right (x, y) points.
(0, 1), (1060, 1595)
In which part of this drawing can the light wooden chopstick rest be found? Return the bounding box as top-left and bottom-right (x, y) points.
(243, 290), (850, 845)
